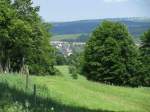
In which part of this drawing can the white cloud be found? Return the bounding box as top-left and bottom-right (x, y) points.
(104, 0), (128, 3)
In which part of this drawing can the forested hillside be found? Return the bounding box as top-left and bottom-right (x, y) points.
(51, 18), (150, 42)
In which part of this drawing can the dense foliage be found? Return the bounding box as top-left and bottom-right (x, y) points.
(0, 0), (55, 75)
(139, 29), (150, 86)
(54, 49), (67, 65)
(82, 21), (142, 86)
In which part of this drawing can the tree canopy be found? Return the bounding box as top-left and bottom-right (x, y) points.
(139, 29), (150, 86)
(82, 21), (141, 86)
(0, 0), (55, 75)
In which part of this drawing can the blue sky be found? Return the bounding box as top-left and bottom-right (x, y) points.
(32, 0), (150, 22)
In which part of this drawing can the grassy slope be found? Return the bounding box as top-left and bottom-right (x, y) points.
(51, 34), (82, 41)
(0, 66), (150, 112)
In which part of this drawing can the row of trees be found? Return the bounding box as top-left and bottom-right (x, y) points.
(82, 21), (150, 87)
(0, 0), (55, 75)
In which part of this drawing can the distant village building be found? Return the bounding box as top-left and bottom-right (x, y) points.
(51, 41), (85, 56)
(51, 41), (140, 56)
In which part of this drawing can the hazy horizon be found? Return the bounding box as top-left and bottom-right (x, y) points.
(32, 0), (150, 22)
(49, 17), (150, 23)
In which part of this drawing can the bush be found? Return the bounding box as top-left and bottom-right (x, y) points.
(69, 66), (78, 79)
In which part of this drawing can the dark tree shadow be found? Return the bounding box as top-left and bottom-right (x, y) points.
(0, 82), (124, 112)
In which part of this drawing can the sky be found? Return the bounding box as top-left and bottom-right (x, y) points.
(32, 0), (150, 22)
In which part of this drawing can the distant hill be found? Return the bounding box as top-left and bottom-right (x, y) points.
(51, 18), (150, 42)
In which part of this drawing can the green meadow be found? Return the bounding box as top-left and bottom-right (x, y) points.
(0, 66), (150, 112)
(51, 34), (82, 41)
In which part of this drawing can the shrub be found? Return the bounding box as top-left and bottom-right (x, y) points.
(69, 66), (78, 79)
